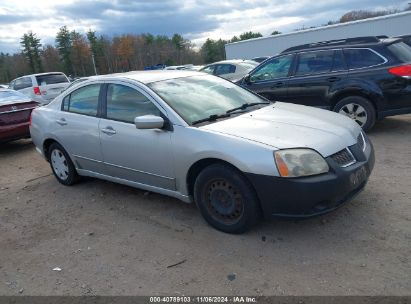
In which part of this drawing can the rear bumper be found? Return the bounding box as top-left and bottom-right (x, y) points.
(246, 136), (375, 218)
(0, 122), (30, 143)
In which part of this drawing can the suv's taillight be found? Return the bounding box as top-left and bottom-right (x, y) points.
(33, 86), (41, 95)
(388, 65), (411, 78)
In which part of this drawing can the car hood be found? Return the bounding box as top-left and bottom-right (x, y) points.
(200, 102), (361, 157)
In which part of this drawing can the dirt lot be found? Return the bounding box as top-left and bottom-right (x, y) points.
(1, 115), (411, 296)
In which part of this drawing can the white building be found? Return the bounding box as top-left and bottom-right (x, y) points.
(225, 11), (411, 59)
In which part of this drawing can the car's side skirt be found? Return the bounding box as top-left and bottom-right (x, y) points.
(76, 169), (191, 203)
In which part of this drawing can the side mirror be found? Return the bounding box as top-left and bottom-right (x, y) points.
(134, 115), (164, 129)
(244, 74), (251, 84)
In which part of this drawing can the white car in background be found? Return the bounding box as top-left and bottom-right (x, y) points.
(9, 72), (70, 105)
(200, 60), (258, 82)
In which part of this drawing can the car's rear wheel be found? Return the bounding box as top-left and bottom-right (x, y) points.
(48, 142), (78, 185)
(334, 96), (376, 131)
(194, 163), (261, 234)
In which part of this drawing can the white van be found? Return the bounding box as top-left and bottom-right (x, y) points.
(9, 72), (70, 105)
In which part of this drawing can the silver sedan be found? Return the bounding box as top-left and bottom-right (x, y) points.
(30, 71), (374, 233)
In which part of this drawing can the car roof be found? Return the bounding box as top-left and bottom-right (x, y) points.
(88, 70), (204, 84)
(13, 72), (67, 79)
(280, 36), (402, 54)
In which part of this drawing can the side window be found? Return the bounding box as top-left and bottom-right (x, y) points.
(106, 84), (161, 123)
(65, 84), (100, 116)
(250, 54), (293, 82)
(201, 65), (215, 74)
(9, 80), (15, 89)
(344, 49), (385, 69)
(62, 95), (70, 111)
(215, 64), (235, 75)
(295, 50), (334, 76)
(332, 50), (346, 71)
(14, 77), (33, 90)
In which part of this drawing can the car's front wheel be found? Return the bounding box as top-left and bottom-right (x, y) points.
(194, 163), (261, 234)
(334, 96), (376, 131)
(48, 142), (78, 186)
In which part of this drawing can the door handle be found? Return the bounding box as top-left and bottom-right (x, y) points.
(101, 127), (116, 135)
(56, 118), (67, 126)
(271, 82), (284, 88)
(327, 77), (340, 82)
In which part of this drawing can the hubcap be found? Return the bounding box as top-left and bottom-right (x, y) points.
(339, 103), (368, 127)
(204, 179), (244, 225)
(51, 149), (69, 181)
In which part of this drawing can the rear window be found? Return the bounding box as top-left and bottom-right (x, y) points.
(36, 73), (68, 86)
(387, 42), (411, 63)
(343, 49), (385, 69)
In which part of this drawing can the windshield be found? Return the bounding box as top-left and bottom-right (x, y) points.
(148, 75), (267, 125)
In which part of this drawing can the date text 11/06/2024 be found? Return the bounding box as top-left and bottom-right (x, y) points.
(149, 296), (257, 303)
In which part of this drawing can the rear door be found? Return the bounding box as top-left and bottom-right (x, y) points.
(35, 73), (70, 103)
(286, 49), (348, 108)
(241, 54), (294, 101)
(54, 83), (104, 173)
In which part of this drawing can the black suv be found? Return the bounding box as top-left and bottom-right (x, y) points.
(239, 37), (411, 131)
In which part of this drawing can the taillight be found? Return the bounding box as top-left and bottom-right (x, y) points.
(33, 86), (41, 95)
(388, 65), (411, 77)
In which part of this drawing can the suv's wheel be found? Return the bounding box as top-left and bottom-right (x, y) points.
(48, 142), (78, 185)
(194, 163), (261, 234)
(333, 96), (376, 131)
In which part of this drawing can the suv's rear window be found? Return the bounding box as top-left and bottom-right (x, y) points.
(36, 74), (68, 86)
(387, 42), (411, 63)
(344, 49), (385, 69)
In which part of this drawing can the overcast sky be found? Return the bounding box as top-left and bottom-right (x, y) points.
(0, 0), (409, 53)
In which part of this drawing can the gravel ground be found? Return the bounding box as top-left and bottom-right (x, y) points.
(0, 115), (410, 296)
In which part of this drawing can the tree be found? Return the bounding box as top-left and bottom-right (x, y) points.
(271, 30), (281, 35)
(87, 30), (99, 74)
(200, 38), (226, 63)
(70, 30), (92, 76)
(56, 26), (73, 75)
(20, 32), (43, 73)
(20, 33), (35, 73)
(239, 31), (263, 41)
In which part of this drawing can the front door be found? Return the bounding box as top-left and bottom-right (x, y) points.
(241, 54), (294, 102)
(99, 82), (175, 190)
(286, 49), (347, 108)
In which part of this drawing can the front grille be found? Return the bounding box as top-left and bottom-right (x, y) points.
(331, 148), (356, 167)
(357, 132), (366, 152)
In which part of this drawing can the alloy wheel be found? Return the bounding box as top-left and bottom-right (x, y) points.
(339, 103), (368, 127)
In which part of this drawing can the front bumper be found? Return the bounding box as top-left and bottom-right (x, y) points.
(246, 135), (375, 218)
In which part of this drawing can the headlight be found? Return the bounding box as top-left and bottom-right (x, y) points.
(274, 149), (329, 178)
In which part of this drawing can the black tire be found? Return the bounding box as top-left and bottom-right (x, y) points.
(48, 142), (78, 186)
(194, 163), (261, 234)
(333, 96), (376, 131)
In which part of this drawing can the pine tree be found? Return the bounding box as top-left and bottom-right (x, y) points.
(56, 26), (73, 75)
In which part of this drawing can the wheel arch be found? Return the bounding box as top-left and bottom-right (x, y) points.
(330, 90), (380, 111)
(186, 158), (247, 198)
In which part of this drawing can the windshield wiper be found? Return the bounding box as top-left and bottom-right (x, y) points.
(191, 113), (231, 125)
(225, 102), (270, 114)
